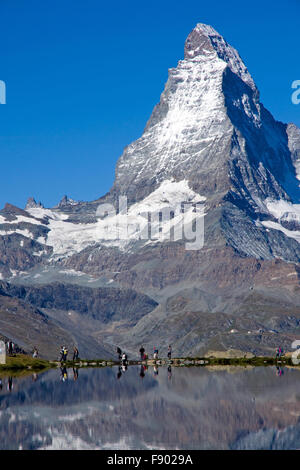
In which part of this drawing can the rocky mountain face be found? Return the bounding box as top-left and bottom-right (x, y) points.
(1, 24), (300, 358)
(0, 286), (75, 359)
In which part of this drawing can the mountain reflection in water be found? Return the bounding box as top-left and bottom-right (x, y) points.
(0, 365), (300, 450)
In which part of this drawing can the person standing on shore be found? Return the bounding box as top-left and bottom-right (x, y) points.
(59, 346), (68, 362)
(139, 346), (145, 360)
(275, 347), (283, 359)
(8, 341), (13, 356)
(167, 345), (172, 360)
(63, 347), (68, 361)
(122, 352), (128, 365)
(73, 347), (79, 361)
(59, 346), (64, 362)
(117, 347), (122, 361)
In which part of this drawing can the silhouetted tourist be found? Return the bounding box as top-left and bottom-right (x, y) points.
(276, 347), (283, 359)
(122, 352), (128, 365)
(117, 347), (122, 360)
(59, 346), (64, 361)
(73, 347), (79, 361)
(167, 345), (172, 360)
(153, 347), (158, 360)
(64, 347), (69, 361)
(59, 346), (68, 362)
(8, 341), (13, 355)
(139, 346), (145, 360)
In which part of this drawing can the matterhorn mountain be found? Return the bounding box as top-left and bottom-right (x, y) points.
(1, 23), (300, 358)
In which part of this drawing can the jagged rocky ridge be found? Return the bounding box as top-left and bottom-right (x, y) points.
(1, 24), (300, 357)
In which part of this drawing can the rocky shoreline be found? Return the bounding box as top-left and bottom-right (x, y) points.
(0, 354), (298, 376)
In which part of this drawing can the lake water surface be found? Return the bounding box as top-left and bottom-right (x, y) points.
(1, 365), (300, 450)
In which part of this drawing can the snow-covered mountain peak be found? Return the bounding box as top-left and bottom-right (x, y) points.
(113, 24), (262, 204)
(1, 23), (300, 283)
(184, 23), (256, 92)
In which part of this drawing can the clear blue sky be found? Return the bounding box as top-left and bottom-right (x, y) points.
(0, 0), (299, 209)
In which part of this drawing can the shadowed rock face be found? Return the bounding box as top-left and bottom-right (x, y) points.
(0, 24), (300, 357)
(0, 282), (158, 325)
(0, 292), (74, 359)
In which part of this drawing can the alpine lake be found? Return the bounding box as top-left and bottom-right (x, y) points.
(1, 361), (300, 450)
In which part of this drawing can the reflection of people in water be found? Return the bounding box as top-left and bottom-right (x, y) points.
(0, 378), (2, 391)
(32, 373), (38, 382)
(153, 365), (158, 376)
(117, 366), (122, 380)
(73, 368), (79, 381)
(7, 377), (13, 392)
(276, 366), (284, 377)
(140, 365), (146, 379)
(167, 365), (172, 380)
(60, 367), (68, 382)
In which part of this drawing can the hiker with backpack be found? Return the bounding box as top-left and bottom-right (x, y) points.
(59, 346), (68, 362)
(63, 347), (68, 361)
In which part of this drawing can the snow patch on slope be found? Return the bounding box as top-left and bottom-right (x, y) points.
(18, 180), (206, 258)
(261, 198), (300, 243)
(265, 199), (300, 221)
(262, 220), (300, 243)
